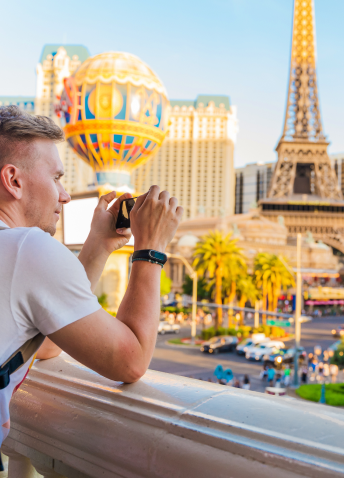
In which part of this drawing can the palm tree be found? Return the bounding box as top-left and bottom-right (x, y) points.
(236, 274), (260, 326)
(223, 255), (247, 327)
(193, 231), (246, 329)
(254, 253), (295, 324)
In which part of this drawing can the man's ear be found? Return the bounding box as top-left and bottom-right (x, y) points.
(0, 164), (23, 199)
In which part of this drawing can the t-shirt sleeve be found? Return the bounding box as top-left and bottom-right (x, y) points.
(11, 228), (101, 336)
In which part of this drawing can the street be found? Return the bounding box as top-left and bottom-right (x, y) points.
(149, 315), (344, 393)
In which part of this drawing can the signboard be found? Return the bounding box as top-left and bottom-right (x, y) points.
(266, 319), (291, 327)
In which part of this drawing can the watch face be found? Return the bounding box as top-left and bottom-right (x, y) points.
(149, 251), (166, 261)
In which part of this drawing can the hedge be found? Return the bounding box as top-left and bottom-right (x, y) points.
(200, 324), (287, 341)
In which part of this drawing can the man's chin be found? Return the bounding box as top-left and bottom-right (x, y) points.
(39, 224), (57, 236)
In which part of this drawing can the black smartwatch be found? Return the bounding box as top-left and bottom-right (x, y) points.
(132, 249), (167, 267)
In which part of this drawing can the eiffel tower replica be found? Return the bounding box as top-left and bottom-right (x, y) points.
(260, 0), (344, 253)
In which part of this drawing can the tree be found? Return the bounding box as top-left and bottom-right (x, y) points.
(236, 274), (259, 326)
(223, 253), (247, 327)
(193, 230), (246, 329)
(254, 253), (295, 324)
(182, 274), (212, 301)
(97, 293), (108, 309)
(160, 269), (172, 297)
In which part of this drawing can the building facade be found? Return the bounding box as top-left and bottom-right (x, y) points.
(35, 45), (95, 194)
(0, 96), (35, 113)
(234, 161), (275, 214)
(330, 153), (344, 195)
(131, 96), (238, 219)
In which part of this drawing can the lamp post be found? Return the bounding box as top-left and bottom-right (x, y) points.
(166, 252), (198, 345)
(293, 233), (302, 387)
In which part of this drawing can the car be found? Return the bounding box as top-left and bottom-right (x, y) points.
(263, 347), (306, 368)
(200, 335), (239, 354)
(245, 341), (285, 361)
(331, 325), (344, 338)
(236, 335), (270, 355)
(158, 321), (180, 335)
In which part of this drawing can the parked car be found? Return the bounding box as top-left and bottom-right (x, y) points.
(201, 336), (239, 354)
(263, 347), (306, 368)
(158, 321), (180, 334)
(331, 325), (344, 338)
(245, 341), (285, 361)
(236, 335), (270, 355)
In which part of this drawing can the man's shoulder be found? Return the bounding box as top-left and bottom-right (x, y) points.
(19, 227), (75, 263)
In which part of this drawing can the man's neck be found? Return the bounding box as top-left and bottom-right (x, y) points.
(0, 209), (22, 228)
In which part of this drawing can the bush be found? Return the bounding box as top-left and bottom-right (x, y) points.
(201, 327), (216, 340)
(296, 384), (344, 406)
(162, 306), (191, 313)
(200, 324), (287, 341)
(330, 343), (344, 369)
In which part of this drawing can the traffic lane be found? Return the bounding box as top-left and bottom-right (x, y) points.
(151, 341), (263, 375)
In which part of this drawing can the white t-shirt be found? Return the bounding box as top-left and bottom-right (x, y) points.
(0, 220), (101, 446)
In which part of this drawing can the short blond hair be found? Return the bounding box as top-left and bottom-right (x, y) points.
(0, 105), (64, 169)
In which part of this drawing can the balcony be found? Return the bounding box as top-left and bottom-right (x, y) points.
(1, 352), (344, 478)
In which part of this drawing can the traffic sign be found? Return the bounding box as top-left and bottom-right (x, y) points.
(267, 319), (291, 327)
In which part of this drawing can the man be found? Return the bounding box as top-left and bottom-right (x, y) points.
(0, 106), (183, 447)
(267, 366), (275, 387)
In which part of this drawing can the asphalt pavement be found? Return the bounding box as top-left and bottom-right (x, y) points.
(149, 315), (344, 393)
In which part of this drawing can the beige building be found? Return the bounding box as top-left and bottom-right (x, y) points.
(132, 96), (238, 219)
(167, 208), (339, 293)
(35, 45), (95, 195)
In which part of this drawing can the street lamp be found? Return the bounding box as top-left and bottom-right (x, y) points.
(166, 252), (198, 344)
(166, 233), (199, 345)
(293, 233), (302, 387)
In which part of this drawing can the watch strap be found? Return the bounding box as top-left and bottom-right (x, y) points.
(132, 249), (167, 265)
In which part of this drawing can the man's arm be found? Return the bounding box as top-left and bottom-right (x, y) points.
(49, 186), (183, 383)
(36, 337), (62, 360)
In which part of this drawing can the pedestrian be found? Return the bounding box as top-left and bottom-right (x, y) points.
(301, 364), (308, 384)
(275, 373), (282, 388)
(267, 366), (275, 387)
(260, 364), (268, 380)
(330, 364), (339, 383)
(242, 375), (250, 390)
(323, 363), (330, 382)
(233, 378), (241, 388)
(283, 365), (291, 387)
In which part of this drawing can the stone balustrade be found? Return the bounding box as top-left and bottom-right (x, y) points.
(1, 352), (344, 478)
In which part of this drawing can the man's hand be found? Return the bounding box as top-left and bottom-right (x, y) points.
(131, 185), (183, 252)
(87, 191), (132, 255)
(79, 191), (133, 291)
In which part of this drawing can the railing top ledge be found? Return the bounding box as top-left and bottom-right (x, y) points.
(28, 353), (344, 447)
(6, 352), (344, 478)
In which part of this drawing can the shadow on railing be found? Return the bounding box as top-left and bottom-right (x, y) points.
(1, 352), (344, 478)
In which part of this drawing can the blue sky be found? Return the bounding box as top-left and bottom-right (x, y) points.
(1, 0), (344, 167)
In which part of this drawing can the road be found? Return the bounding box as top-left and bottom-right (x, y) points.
(149, 315), (344, 393)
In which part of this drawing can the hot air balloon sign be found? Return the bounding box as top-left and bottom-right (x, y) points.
(58, 52), (169, 190)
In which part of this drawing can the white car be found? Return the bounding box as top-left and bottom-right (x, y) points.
(245, 341), (285, 361)
(158, 321), (180, 335)
(236, 334), (270, 355)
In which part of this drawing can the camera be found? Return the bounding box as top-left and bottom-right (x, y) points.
(116, 197), (137, 229)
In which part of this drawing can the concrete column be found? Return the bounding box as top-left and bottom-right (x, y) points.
(1, 445), (36, 478)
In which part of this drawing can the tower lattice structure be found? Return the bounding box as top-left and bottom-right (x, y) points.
(260, 0), (344, 253)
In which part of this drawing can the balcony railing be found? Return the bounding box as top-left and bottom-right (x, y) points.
(1, 352), (344, 477)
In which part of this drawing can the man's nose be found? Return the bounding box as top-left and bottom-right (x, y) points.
(59, 187), (71, 204)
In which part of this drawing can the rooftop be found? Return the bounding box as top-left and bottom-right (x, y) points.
(39, 44), (90, 64)
(170, 94), (230, 111)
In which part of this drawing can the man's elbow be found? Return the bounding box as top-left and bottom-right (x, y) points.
(121, 363), (147, 383)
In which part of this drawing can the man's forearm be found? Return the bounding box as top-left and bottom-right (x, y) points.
(78, 239), (110, 292)
(116, 261), (161, 369)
